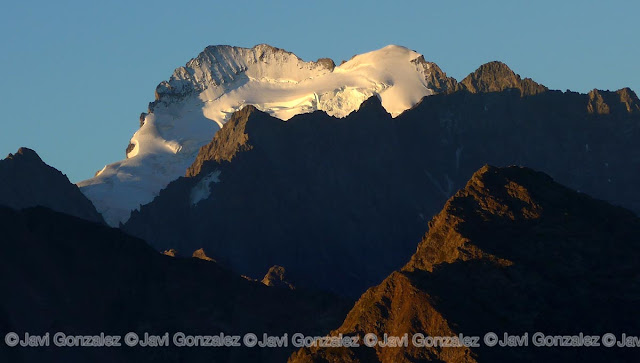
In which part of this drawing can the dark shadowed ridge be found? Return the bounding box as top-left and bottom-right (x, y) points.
(0, 205), (350, 363)
(124, 62), (640, 298)
(0, 147), (104, 224)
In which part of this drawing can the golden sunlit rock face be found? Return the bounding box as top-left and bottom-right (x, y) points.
(290, 165), (640, 363)
(459, 61), (547, 96)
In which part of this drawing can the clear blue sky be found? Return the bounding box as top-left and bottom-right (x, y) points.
(1, 0), (638, 182)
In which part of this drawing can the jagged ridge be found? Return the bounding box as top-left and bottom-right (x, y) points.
(124, 87), (640, 297)
(0, 205), (350, 363)
(290, 165), (640, 362)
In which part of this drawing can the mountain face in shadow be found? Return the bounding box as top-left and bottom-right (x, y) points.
(0, 206), (350, 363)
(0, 147), (104, 224)
(123, 63), (640, 297)
(123, 65), (640, 297)
(289, 165), (640, 363)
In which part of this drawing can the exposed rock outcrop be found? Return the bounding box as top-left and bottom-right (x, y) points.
(162, 248), (177, 257)
(186, 105), (259, 177)
(262, 265), (295, 289)
(460, 61), (547, 95)
(192, 248), (216, 262)
(588, 87), (640, 114)
(412, 55), (460, 94)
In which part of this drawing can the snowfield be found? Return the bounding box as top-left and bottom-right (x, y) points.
(78, 44), (443, 226)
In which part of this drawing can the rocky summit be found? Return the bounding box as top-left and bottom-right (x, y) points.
(0, 147), (104, 224)
(290, 165), (640, 363)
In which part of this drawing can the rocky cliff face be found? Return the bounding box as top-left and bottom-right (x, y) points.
(123, 77), (640, 297)
(411, 55), (460, 94)
(459, 61), (547, 95)
(0, 147), (103, 223)
(587, 88), (640, 114)
(0, 206), (349, 363)
(152, 44), (336, 112)
(185, 105), (258, 176)
(290, 166), (640, 363)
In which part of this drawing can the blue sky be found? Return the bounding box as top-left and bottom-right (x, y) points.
(1, 0), (638, 182)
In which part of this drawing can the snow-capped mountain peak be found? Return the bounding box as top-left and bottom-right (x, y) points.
(78, 44), (455, 226)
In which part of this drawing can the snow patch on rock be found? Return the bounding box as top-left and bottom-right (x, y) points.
(190, 170), (221, 206)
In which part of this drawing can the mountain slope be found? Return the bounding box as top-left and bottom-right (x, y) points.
(0, 147), (103, 223)
(123, 84), (640, 297)
(459, 61), (547, 95)
(78, 44), (457, 226)
(289, 165), (640, 363)
(0, 206), (349, 363)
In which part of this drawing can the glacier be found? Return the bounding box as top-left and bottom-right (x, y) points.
(78, 44), (450, 226)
